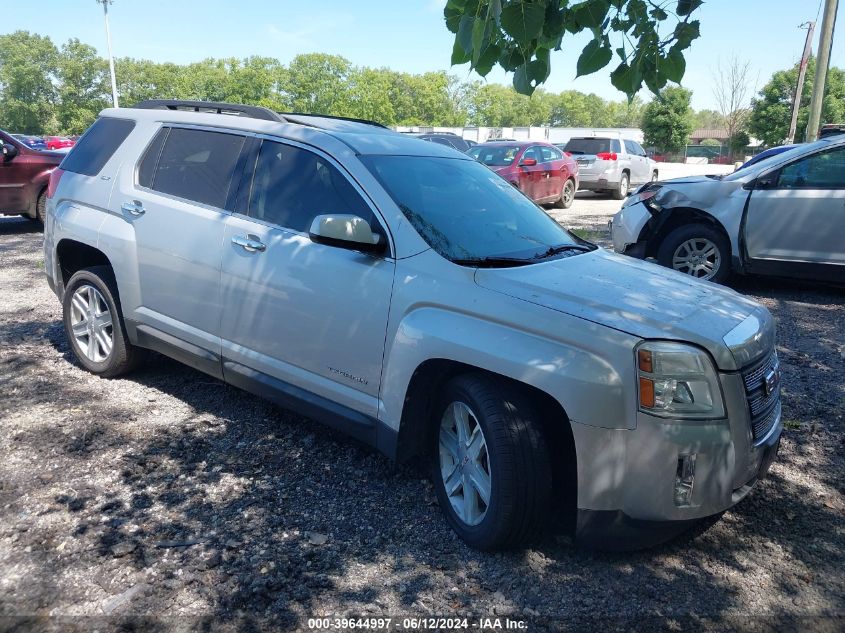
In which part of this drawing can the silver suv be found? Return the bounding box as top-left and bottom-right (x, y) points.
(43, 101), (781, 550)
(561, 135), (658, 199)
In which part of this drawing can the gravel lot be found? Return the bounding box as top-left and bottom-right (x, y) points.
(1, 194), (843, 631)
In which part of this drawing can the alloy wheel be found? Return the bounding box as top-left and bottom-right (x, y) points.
(438, 401), (492, 526)
(69, 284), (114, 362)
(672, 238), (721, 280)
(562, 180), (575, 206)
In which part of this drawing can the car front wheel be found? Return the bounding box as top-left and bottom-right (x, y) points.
(657, 224), (731, 283)
(432, 374), (551, 550)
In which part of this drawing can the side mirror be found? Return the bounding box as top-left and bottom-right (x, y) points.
(2, 143), (18, 160)
(520, 157), (537, 167)
(308, 214), (385, 254)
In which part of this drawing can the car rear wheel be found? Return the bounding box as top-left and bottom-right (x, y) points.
(651, 170), (659, 182)
(554, 179), (576, 209)
(611, 172), (629, 200)
(657, 224), (731, 283)
(431, 374), (551, 550)
(62, 266), (143, 377)
(36, 189), (47, 224)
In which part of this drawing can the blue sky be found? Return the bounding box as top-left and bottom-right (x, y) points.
(3, 1), (843, 111)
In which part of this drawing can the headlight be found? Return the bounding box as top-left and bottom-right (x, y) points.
(635, 342), (724, 419)
(621, 186), (662, 212)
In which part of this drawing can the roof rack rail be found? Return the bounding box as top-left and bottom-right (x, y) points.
(279, 112), (389, 129)
(133, 99), (287, 123)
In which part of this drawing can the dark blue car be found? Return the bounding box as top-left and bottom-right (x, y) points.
(12, 134), (48, 151)
(735, 144), (799, 171)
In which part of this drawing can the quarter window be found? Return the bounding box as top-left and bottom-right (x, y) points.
(59, 117), (135, 176)
(149, 128), (245, 208)
(778, 147), (845, 189)
(248, 140), (376, 234)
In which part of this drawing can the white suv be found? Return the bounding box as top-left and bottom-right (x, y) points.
(561, 135), (658, 199)
(43, 101), (781, 550)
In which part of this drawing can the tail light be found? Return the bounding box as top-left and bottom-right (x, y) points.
(596, 152), (618, 161)
(564, 151), (573, 157)
(46, 168), (65, 199)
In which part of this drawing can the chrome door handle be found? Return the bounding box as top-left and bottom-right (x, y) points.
(232, 234), (266, 253)
(121, 200), (145, 216)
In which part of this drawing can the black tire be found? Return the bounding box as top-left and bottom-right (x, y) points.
(36, 189), (47, 224)
(431, 374), (551, 550)
(62, 266), (143, 377)
(657, 223), (731, 284)
(611, 172), (629, 200)
(554, 178), (576, 209)
(651, 170), (659, 182)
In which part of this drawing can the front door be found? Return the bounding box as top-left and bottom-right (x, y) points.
(517, 146), (544, 201)
(0, 133), (30, 212)
(745, 145), (845, 269)
(116, 125), (247, 361)
(219, 138), (395, 418)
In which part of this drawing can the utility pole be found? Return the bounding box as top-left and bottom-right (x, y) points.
(97, 0), (119, 108)
(787, 21), (815, 143)
(806, 0), (839, 141)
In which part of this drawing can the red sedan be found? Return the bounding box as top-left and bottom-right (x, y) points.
(43, 136), (75, 151)
(468, 141), (579, 208)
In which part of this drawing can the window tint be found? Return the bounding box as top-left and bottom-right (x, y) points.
(60, 117), (135, 176)
(137, 127), (168, 189)
(249, 140), (376, 233)
(624, 140), (637, 154)
(151, 128), (245, 208)
(778, 147), (845, 189)
(540, 146), (562, 162)
(564, 138), (617, 155)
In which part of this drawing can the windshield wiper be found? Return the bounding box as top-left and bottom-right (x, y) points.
(452, 256), (534, 268)
(533, 244), (594, 260)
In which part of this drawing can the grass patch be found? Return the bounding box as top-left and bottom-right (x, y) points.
(569, 228), (606, 242)
(784, 419), (801, 430)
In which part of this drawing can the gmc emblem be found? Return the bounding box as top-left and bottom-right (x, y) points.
(763, 368), (780, 397)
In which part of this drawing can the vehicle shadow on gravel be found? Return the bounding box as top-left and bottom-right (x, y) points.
(0, 217), (41, 236)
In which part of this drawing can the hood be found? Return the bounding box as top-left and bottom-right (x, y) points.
(474, 249), (771, 370)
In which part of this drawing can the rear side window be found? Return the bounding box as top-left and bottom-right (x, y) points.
(59, 118), (135, 176)
(249, 140), (376, 233)
(149, 128), (245, 208)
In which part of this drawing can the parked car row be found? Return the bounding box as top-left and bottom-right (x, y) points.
(10, 133), (76, 152)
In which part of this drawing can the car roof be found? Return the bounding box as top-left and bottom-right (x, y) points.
(99, 104), (470, 159)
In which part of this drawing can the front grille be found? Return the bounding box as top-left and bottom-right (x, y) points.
(741, 351), (781, 441)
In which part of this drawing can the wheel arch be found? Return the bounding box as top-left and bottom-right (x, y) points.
(55, 239), (114, 296)
(394, 358), (578, 527)
(644, 207), (731, 259)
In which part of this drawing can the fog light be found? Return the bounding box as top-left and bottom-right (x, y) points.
(674, 454), (696, 506)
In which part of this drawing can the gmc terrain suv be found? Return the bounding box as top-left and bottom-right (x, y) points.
(44, 101), (782, 550)
(560, 134), (657, 200)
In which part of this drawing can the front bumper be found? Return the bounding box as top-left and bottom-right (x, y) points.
(610, 202), (651, 253)
(571, 369), (783, 549)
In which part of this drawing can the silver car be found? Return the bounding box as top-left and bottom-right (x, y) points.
(44, 100), (781, 551)
(560, 135), (658, 200)
(611, 136), (845, 284)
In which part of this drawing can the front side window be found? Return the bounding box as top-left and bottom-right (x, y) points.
(778, 147), (845, 189)
(151, 128), (245, 208)
(249, 140), (376, 233)
(362, 155), (589, 264)
(540, 146), (562, 162)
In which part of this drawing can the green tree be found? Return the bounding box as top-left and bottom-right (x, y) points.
(470, 83), (551, 126)
(0, 31), (59, 133)
(282, 53), (352, 114)
(445, 0), (704, 97)
(56, 38), (110, 135)
(692, 109), (725, 130)
(749, 58), (845, 146)
(642, 86), (694, 152)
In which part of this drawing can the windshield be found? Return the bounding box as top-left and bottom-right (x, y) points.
(466, 144), (522, 167)
(362, 155), (587, 264)
(724, 140), (831, 181)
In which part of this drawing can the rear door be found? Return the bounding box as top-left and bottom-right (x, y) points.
(745, 145), (845, 269)
(219, 137), (395, 417)
(116, 125), (247, 367)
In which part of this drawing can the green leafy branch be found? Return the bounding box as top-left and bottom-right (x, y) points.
(445, 0), (703, 99)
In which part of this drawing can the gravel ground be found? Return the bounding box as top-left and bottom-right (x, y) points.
(0, 213), (843, 632)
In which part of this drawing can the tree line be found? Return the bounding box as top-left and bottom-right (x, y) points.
(0, 30), (645, 136)
(1, 31), (842, 151)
